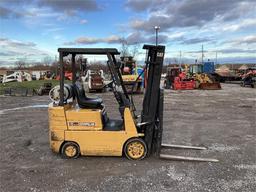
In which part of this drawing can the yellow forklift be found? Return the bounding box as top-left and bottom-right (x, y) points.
(189, 64), (221, 90)
(48, 45), (218, 162)
(120, 56), (143, 94)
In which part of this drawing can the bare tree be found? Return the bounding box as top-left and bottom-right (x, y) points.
(120, 38), (129, 57)
(43, 56), (53, 66)
(87, 62), (109, 74)
(15, 59), (26, 69)
(131, 43), (140, 58)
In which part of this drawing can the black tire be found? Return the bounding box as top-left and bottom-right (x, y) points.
(124, 138), (147, 160)
(61, 142), (80, 159)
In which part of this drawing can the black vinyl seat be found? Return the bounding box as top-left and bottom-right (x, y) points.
(73, 83), (103, 109)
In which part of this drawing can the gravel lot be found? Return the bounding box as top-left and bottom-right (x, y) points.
(0, 84), (255, 192)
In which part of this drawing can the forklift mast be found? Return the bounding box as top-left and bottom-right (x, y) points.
(140, 45), (165, 156)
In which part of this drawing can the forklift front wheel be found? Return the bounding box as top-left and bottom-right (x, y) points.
(61, 142), (80, 159)
(124, 138), (147, 160)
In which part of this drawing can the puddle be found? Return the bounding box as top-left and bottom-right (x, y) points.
(0, 105), (48, 115)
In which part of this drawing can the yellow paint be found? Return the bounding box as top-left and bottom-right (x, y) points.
(50, 130), (64, 141)
(122, 74), (142, 82)
(48, 105), (67, 130)
(48, 103), (68, 153)
(66, 108), (103, 131)
(50, 140), (63, 153)
(194, 73), (213, 83)
(48, 103), (143, 157)
(65, 131), (125, 156)
(124, 108), (137, 133)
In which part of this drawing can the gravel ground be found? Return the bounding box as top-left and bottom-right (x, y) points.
(0, 83), (255, 192)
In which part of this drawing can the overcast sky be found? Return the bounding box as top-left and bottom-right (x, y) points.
(0, 0), (256, 66)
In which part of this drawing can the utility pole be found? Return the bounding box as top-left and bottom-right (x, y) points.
(154, 26), (160, 46)
(215, 51), (218, 65)
(201, 44), (204, 65)
(179, 50), (182, 68)
(55, 55), (58, 76)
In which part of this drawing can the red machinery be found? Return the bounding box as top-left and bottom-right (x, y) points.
(240, 68), (256, 88)
(173, 72), (195, 90)
(56, 72), (72, 81)
(164, 67), (181, 89)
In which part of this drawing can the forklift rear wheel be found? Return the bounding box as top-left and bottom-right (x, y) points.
(124, 138), (147, 160)
(61, 142), (80, 159)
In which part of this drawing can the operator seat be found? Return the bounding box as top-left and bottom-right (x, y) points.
(73, 83), (103, 109)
